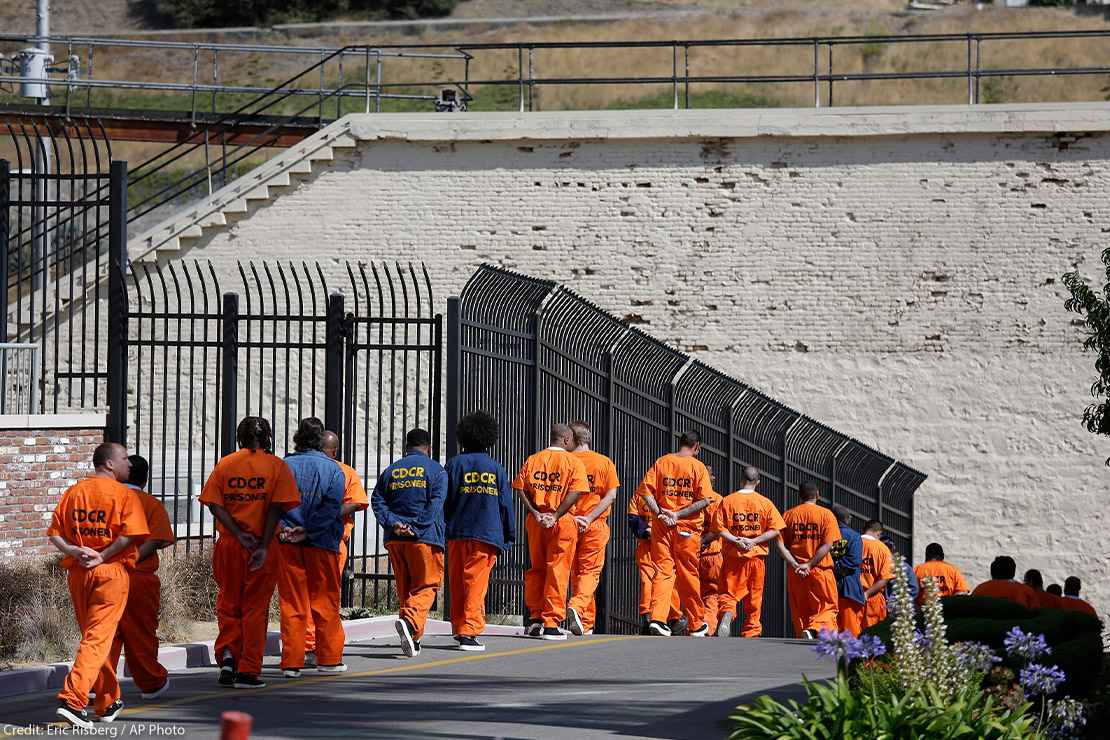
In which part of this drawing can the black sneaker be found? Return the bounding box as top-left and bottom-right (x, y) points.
(526, 621), (543, 637)
(541, 626), (567, 641)
(668, 617), (688, 637)
(395, 617), (417, 658)
(98, 699), (124, 723)
(567, 607), (585, 636)
(218, 657), (236, 687)
(233, 673), (267, 689)
(56, 702), (94, 729)
(412, 639), (421, 657)
(689, 623), (709, 638)
(648, 620), (672, 637)
(457, 635), (485, 652)
(716, 612), (733, 638)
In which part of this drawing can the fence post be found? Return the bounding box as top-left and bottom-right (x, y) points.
(106, 161), (128, 443)
(0, 159), (8, 343)
(445, 297), (461, 459)
(595, 350), (618, 634)
(220, 293), (239, 457)
(324, 293), (344, 434)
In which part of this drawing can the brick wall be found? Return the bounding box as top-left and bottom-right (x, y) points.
(0, 422), (104, 556)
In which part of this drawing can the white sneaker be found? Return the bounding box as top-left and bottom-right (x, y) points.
(141, 678), (170, 699)
(716, 613), (733, 638)
(647, 621), (672, 637)
(395, 618), (417, 658)
(567, 607), (585, 636)
(689, 623), (710, 637)
(317, 663), (348, 674)
(583, 630), (594, 636)
(802, 629), (817, 640)
(541, 626), (567, 641)
(282, 669), (301, 678)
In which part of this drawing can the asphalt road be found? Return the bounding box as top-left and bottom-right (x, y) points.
(0, 634), (833, 739)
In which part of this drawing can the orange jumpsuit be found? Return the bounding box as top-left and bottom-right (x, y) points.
(513, 447), (589, 628)
(860, 536), (894, 628)
(629, 495), (680, 620)
(713, 488), (787, 637)
(567, 450), (620, 633)
(108, 487), (176, 694)
(913, 560), (970, 605)
(782, 501), (842, 637)
(637, 453), (715, 628)
(48, 476), (150, 715)
(199, 448), (300, 676)
(971, 579), (1038, 610)
(1059, 596), (1098, 617)
(305, 460), (368, 653)
(698, 492), (723, 635)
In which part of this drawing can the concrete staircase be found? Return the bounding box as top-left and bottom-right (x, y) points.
(129, 117), (358, 265)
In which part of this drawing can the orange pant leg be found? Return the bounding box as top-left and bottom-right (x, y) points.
(306, 538), (348, 653)
(568, 520), (610, 632)
(523, 517), (545, 623)
(862, 594), (888, 629)
(787, 568), (839, 637)
(739, 557), (766, 637)
(648, 527), (677, 624)
(524, 516), (578, 627)
(304, 547), (344, 665)
(448, 539), (499, 637)
(277, 542), (311, 670)
(388, 541), (443, 640)
(699, 553), (722, 635)
(673, 531), (705, 628)
(213, 535), (278, 676)
(110, 570), (167, 693)
(838, 598), (865, 636)
(58, 563), (129, 715)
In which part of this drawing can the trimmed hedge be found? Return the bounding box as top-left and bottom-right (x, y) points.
(863, 595), (1104, 697)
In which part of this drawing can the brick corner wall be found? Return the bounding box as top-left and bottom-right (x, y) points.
(0, 426), (105, 557)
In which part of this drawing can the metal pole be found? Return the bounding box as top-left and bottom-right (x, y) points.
(191, 45), (199, 127)
(445, 297), (461, 459)
(527, 46), (535, 112)
(364, 46), (371, 114)
(375, 51), (383, 113)
(975, 37), (981, 104)
(32, 0), (51, 294)
(672, 43), (678, 110)
(518, 46), (525, 113)
(0, 160), (8, 344)
(324, 293), (344, 434)
(813, 40), (820, 108)
(967, 34), (973, 105)
(827, 43), (834, 108)
(220, 293), (239, 457)
(106, 161), (128, 442)
(683, 44), (689, 109)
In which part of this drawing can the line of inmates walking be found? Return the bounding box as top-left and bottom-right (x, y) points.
(44, 414), (1100, 729)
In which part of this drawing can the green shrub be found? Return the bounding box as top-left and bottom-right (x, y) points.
(143, 0), (459, 28)
(0, 557), (80, 665)
(729, 675), (1036, 740)
(863, 595), (1104, 697)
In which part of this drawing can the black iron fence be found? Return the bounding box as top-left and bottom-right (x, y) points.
(446, 265), (926, 637)
(118, 255), (440, 610)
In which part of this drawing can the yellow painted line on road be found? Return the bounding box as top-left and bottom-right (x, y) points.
(124, 635), (636, 717)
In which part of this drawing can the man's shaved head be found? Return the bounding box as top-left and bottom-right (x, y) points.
(741, 466), (760, 485)
(550, 423), (573, 450)
(322, 431), (340, 459)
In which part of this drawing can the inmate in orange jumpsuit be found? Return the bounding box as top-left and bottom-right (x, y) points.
(913, 559), (970, 606)
(782, 501), (841, 637)
(513, 447), (588, 628)
(714, 488), (787, 637)
(200, 448), (300, 676)
(108, 487), (176, 694)
(629, 494), (680, 621)
(48, 476), (149, 716)
(305, 460), (368, 653)
(971, 579), (1038, 609)
(860, 535), (893, 628)
(567, 449), (620, 633)
(698, 491), (723, 635)
(637, 452), (715, 628)
(1059, 595), (1098, 617)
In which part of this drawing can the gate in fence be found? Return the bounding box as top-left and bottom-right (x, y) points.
(119, 257), (441, 610)
(446, 264), (926, 637)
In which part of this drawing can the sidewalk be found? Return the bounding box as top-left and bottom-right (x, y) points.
(0, 616), (521, 699)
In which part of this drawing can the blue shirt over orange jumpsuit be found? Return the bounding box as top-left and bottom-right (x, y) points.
(371, 449), (448, 639)
(443, 451), (516, 637)
(276, 450), (347, 669)
(834, 524), (866, 635)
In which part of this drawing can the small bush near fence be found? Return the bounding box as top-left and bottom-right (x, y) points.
(0, 557), (80, 667)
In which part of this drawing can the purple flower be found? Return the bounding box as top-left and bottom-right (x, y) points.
(954, 642), (1001, 674)
(1003, 627), (1051, 663)
(913, 629), (931, 650)
(813, 629), (886, 663)
(1019, 663), (1066, 697)
(856, 634), (887, 659)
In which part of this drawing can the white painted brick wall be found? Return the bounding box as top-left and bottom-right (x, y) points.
(133, 115), (1110, 614)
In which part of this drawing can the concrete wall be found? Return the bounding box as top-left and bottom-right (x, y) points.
(0, 415), (105, 556)
(148, 104), (1110, 614)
